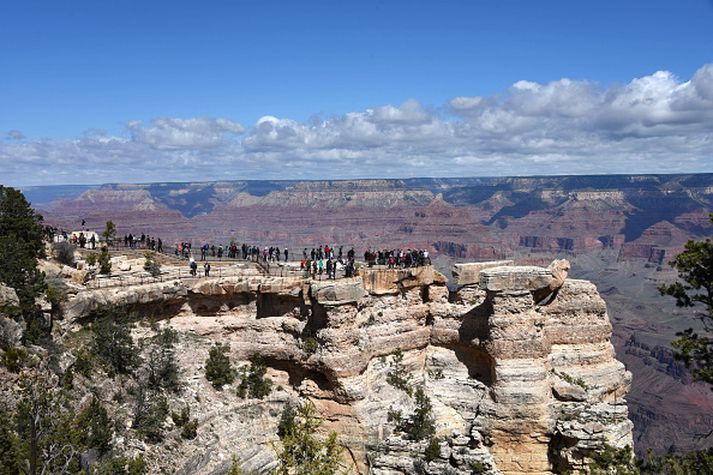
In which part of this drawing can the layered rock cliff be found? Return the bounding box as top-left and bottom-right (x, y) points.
(55, 260), (633, 474)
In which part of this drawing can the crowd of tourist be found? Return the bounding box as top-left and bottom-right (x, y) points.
(43, 220), (432, 282)
(364, 248), (431, 268)
(124, 233), (163, 252)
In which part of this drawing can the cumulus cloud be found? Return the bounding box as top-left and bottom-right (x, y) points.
(2, 64), (713, 186)
(126, 117), (244, 150)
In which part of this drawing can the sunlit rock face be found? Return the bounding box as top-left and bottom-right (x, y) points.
(58, 260), (633, 474)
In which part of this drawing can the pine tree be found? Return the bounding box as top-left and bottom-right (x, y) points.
(0, 186), (47, 343)
(205, 342), (235, 389)
(659, 213), (713, 387)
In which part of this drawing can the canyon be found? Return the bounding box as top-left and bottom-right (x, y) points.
(24, 173), (713, 456)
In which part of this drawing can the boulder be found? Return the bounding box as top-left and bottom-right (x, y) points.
(452, 260), (513, 287)
(479, 265), (554, 293)
(0, 284), (20, 307)
(360, 266), (446, 295)
(310, 278), (366, 305)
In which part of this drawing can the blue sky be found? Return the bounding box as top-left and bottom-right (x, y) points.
(1, 0), (713, 185)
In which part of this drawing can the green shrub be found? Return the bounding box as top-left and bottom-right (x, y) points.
(132, 384), (169, 443)
(97, 454), (146, 475)
(86, 252), (98, 267)
(98, 247), (112, 274)
(387, 407), (402, 425)
(1, 346), (28, 372)
(146, 327), (180, 392)
(237, 354), (272, 399)
(0, 405), (20, 475)
(73, 346), (95, 377)
(389, 386), (436, 441)
(273, 400), (343, 474)
(180, 419), (198, 440)
(386, 348), (412, 396)
(277, 401), (297, 439)
(408, 387), (436, 441)
(424, 437), (440, 462)
(205, 342), (235, 389)
(638, 447), (713, 474)
(73, 396), (112, 454)
(303, 336), (319, 355)
(53, 241), (76, 267)
(590, 444), (637, 475)
(143, 251), (161, 277)
(171, 405), (190, 427)
(90, 308), (139, 376)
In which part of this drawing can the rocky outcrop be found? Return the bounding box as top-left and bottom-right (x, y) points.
(0, 284), (22, 346)
(452, 260), (514, 287)
(57, 261), (633, 474)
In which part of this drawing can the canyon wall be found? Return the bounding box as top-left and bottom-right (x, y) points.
(57, 260), (633, 474)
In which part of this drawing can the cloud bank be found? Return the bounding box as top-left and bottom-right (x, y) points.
(2, 64), (713, 185)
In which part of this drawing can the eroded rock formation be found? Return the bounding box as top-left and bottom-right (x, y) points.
(57, 260), (633, 474)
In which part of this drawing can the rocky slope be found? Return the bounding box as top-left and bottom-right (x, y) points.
(44, 257), (634, 474)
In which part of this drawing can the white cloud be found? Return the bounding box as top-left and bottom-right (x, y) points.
(2, 64), (713, 186)
(126, 117), (245, 150)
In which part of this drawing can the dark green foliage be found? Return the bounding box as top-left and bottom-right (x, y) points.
(237, 353), (272, 399)
(73, 396), (112, 454)
(638, 447), (713, 474)
(1, 345), (28, 372)
(408, 387), (436, 441)
(62, 367), (74, 390)
(205, 342), (235, 389)
(98, 246), (112, 274)
(73, 346), (95, 377)
(273, 399), (343, 475)
(131, 383), (168, 443)
(0, 186), (48, 344)
(171, 405), (190, 427)
(386, 348), (413, 396)
(143, 251), (161, 277)
(86, 252), (98, 267)
(180, 419), (198, 440)
(386, 407), (402, 424)
(90, 307), (139, 376)
(424, 437), (440, 462)
(0, 186), (46, 305)
(102, 220), (117, 245)
(277, 401), (297, 439)
(53, 241), (76, 266)
(0, 405), (19, 475)
(146, 327), (180, 392)
(659, 214), (713, 388)
(97, 454), (146, 475)
(469, 461), (488, 474)
(303, 336), (319, 354)
(14, 371), (80, 475)
(589, 444), (638, 475)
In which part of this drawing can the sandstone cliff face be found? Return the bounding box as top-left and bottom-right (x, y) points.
(58, 262), (633, 474)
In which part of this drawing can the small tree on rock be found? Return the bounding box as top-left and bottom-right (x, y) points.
(274, 399), (343, 475)
(205, 342), (235, 389)
(143, 251), (161, 277)
(98, 247), (112, 274)
(102, 220), (116, 245)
